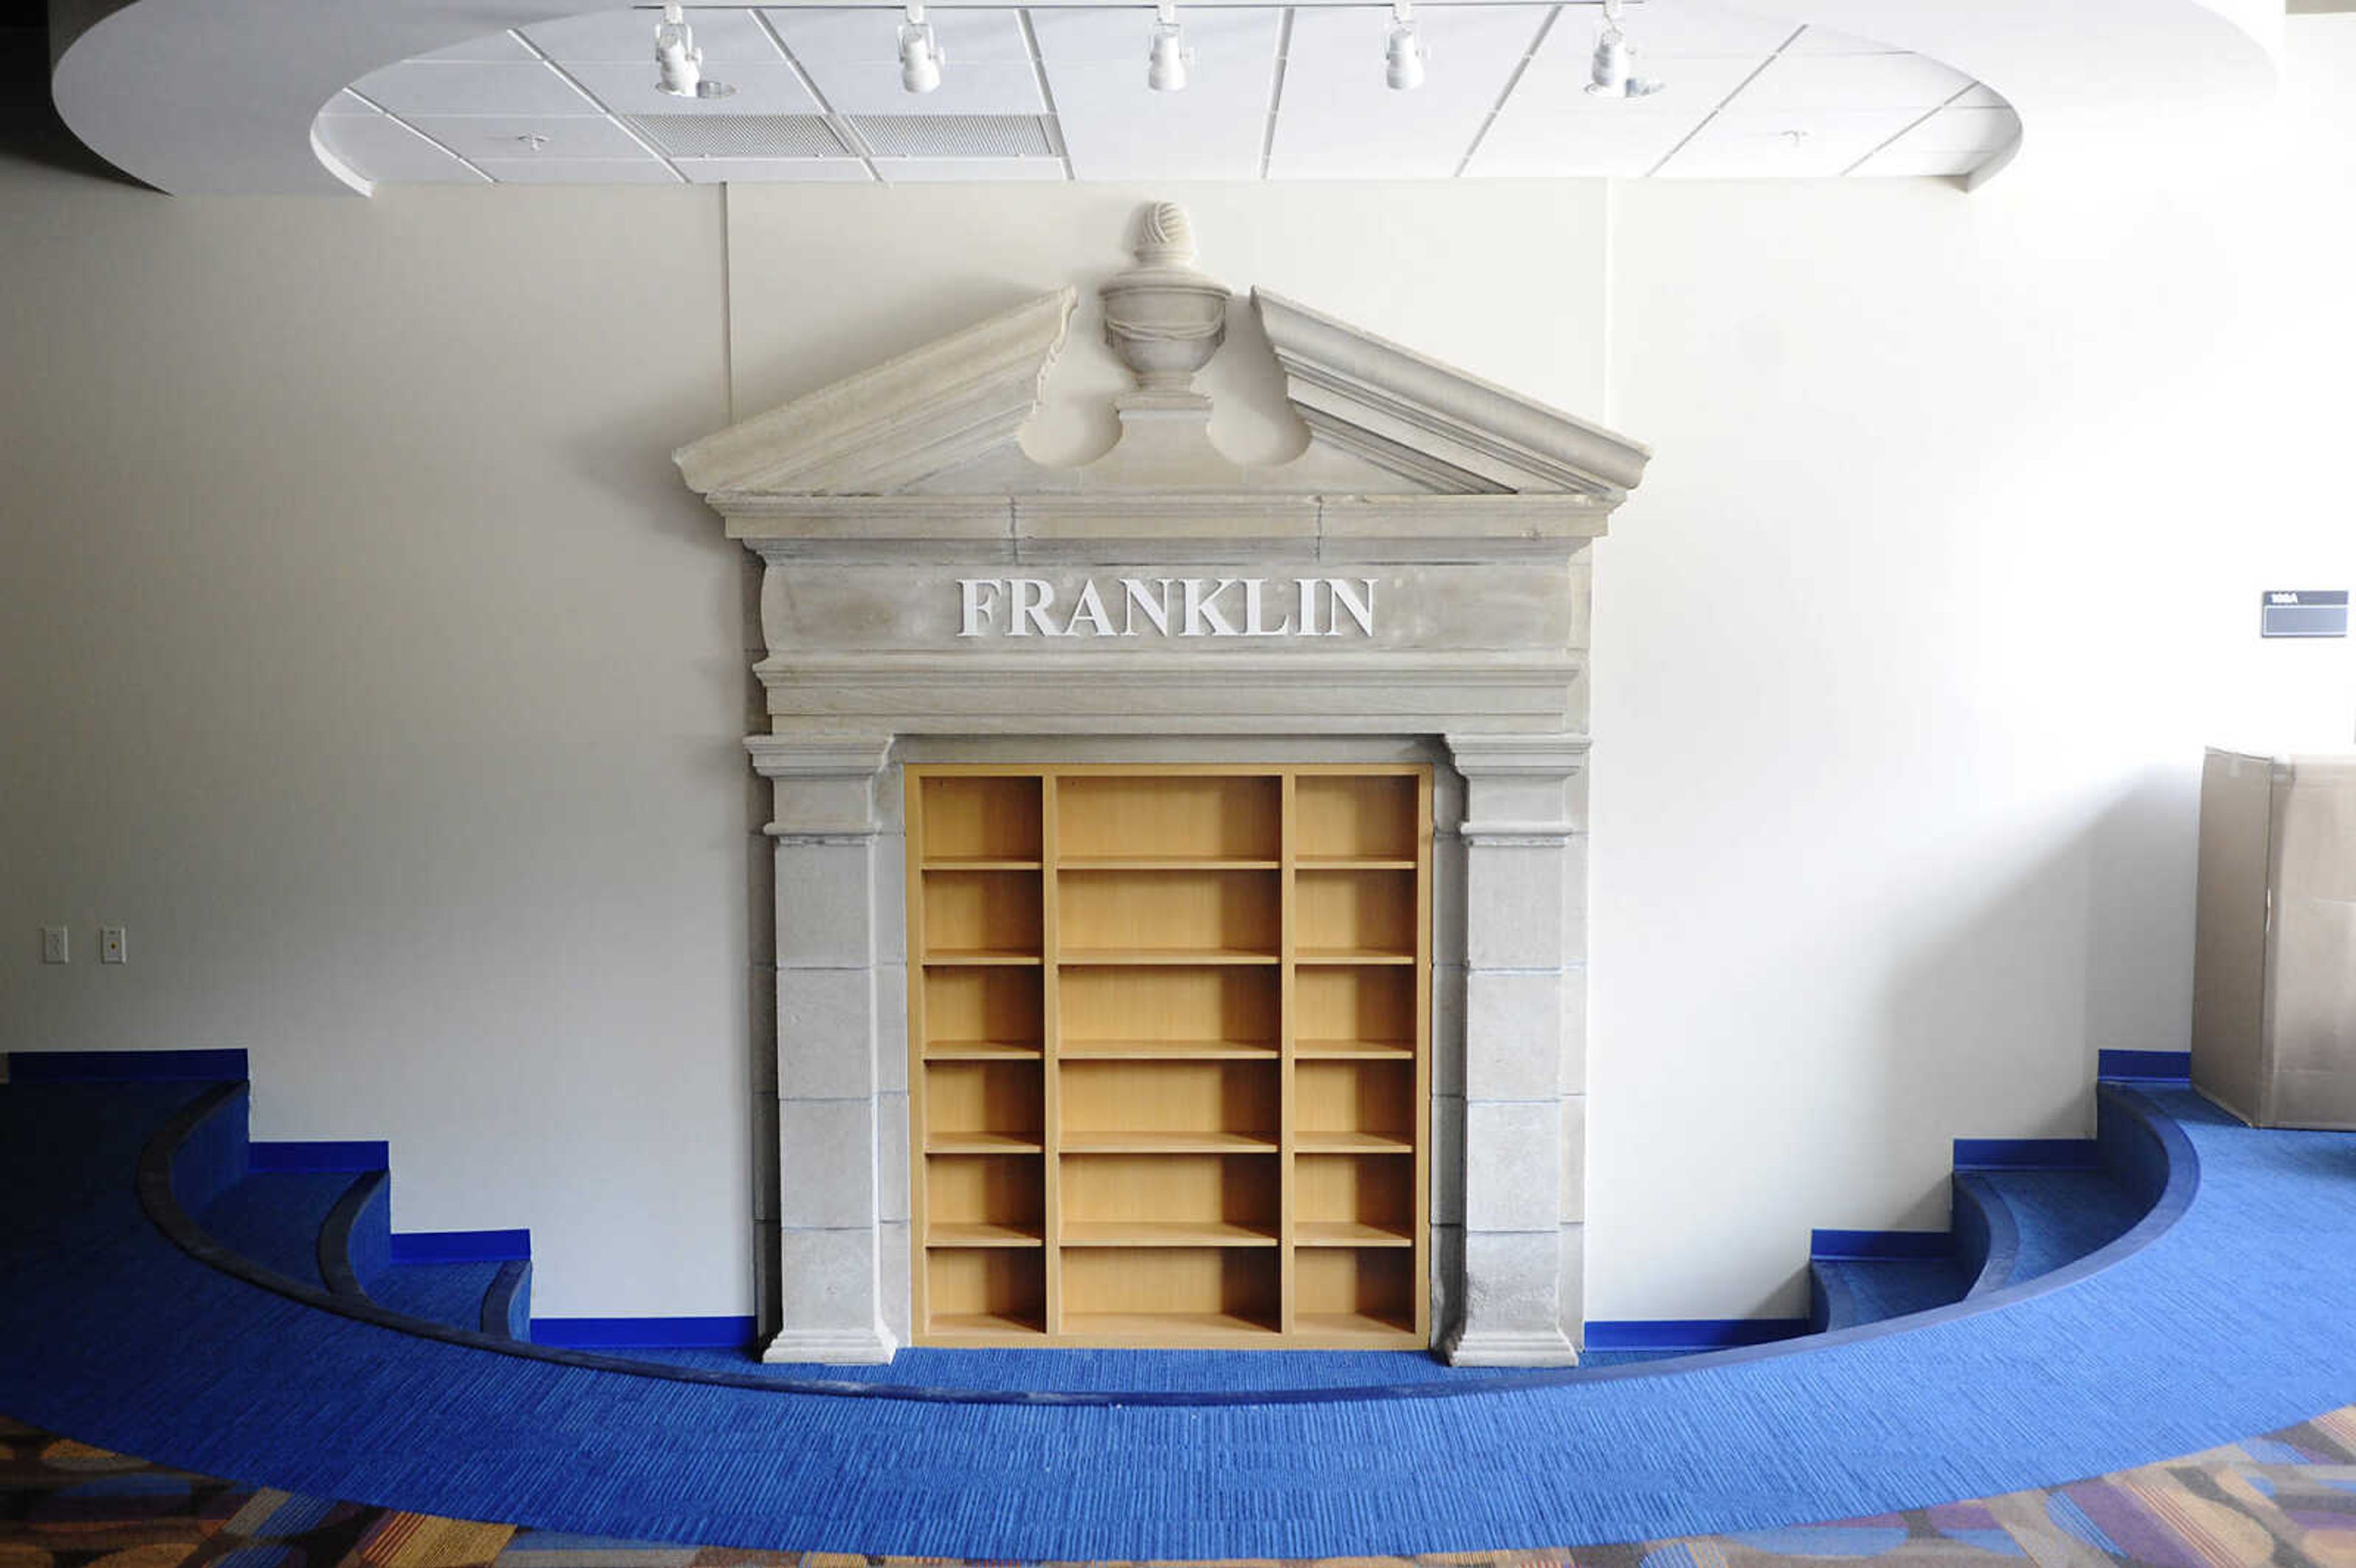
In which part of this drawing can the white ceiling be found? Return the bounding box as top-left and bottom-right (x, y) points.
(314, 1), (2022, 188)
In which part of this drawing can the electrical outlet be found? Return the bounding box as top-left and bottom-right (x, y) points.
(41, 926), (68, 964)
(99, 926), (126, 964)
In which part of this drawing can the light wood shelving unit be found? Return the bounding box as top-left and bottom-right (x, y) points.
(906, 764), (1432, 1349)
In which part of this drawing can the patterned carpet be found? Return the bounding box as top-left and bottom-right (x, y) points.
(10, 1405), (2356, 1568)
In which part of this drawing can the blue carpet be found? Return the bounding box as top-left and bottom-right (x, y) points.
(196, 1174), (358, 1292)
(1975, 1169), (2146, 1287)
(8, 1078), (2356, 1561)
(368, 1260), (506, 1334)
(1815, 1256), (1971, 1329)
(0, 1082), (201, 1260)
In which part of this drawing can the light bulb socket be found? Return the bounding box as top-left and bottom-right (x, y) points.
(1147, 21), (1188, 91)
(1587, 27), (1628, 94)
(898, 21), (941, 92)
(655, 13), (703, 98)
(1384, 21), (1424, 90)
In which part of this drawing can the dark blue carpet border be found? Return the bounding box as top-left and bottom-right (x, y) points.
(1955, 1172), (2024, 1294)
(2100, 1048), (2193, 1083)
(249, 1140), (389, 1174)
(483, 1258), (532, 1339)
(1953, 1137), (2105, 1171)
(8, 1048), (249, 1082)
(1811, 1229), (1955, 1261)
(318, 1171), (384, 1300)
(391, 1229), (531, 1264)
(1584, 1318), (1810, 1351)
(531, 1316), (758, 1350)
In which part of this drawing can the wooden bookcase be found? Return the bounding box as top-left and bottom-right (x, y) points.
(906, 764), (1433, 1349)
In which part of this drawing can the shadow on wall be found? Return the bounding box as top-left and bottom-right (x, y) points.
(1871, 764), (2198, 1211)
(0, 22), (140, 188)
(2082, 765), (2198, 1071)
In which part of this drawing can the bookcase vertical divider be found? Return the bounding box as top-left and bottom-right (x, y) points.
(905, 776), (930, 1339)
(1279, 772), (1298, 1337)
(1414, 768), (1434, 1347)
(1041, 772), (1064, 1337)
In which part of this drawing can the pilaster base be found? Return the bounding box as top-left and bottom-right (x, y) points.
(761, 1324), (899, 1365)
(1441, 1324), (1580, 1367)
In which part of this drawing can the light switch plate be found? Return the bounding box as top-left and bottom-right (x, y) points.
(99, 926), (126, 964)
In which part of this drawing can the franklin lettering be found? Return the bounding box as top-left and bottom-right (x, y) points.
(956, 577), (1377, 639)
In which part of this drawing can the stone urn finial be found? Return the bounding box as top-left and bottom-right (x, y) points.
(1099, 201), (1231, 396)
(1134, 201), (1195, 264)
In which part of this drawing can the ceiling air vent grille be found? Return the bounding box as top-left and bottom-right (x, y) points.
(849, 114), (1062, 159)
(624, 114), (849, 158)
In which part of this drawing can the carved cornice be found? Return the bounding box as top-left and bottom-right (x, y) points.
(676, 290), (1076, 501)
(715, 493), (1609, 556)
(752, 654), (1582, 736)
(1253, 289), (1652, 500)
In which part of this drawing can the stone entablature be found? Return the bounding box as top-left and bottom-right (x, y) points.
(677, 204), (1649, 1369)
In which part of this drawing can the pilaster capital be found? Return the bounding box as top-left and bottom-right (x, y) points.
(749, 732), (896, 837)
(746, 733), (896, 782)
(1447, 732), (1590, 833)
(1444, 731), (1592, 779)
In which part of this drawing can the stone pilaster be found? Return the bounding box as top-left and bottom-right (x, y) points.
(1440, 732), (1589, 1367)
(749, 733), (900, 1364)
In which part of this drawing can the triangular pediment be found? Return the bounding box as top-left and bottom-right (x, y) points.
(674, 288), (1080, 501)
(1250, 290), (1649, 499)
(675, 206), (1650, 512)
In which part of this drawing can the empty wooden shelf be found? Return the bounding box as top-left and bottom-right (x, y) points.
(1294, 1219), (1415, 1247)
(926, 1222), (1045, 1248)
(1061, 1220), (1280, 1247)
(906, 764), (1431, 1348)
(1060, 1130), (1280, 1154)
(925, 1131), (1046, 1154)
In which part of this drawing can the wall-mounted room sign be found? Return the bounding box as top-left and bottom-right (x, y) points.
(2260, 591), (2350, 639)
(957, 576), (1377, 640)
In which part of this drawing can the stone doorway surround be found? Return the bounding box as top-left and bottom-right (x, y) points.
(675, 204), (1650, 1368)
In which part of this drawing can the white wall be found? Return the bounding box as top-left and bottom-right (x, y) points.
(1593, 19), (2356, 1316)
(0, 173), (753, 1316)
(4, 19), (2352, 1325)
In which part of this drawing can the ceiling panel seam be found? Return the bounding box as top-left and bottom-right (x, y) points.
(514, 28), (693, 180)
(1258, 7), (1293, 180)
(1450, 2), (1557, 179)
(1642, 21), (1801, 179)
(346, 85), (499, 183)
(1015, 9), (1079, 179)
(753, 6), (884, 180)
(1838, 80), (1976, 177)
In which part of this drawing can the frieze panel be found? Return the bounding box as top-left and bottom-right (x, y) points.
(761, 561), (1577, 658)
